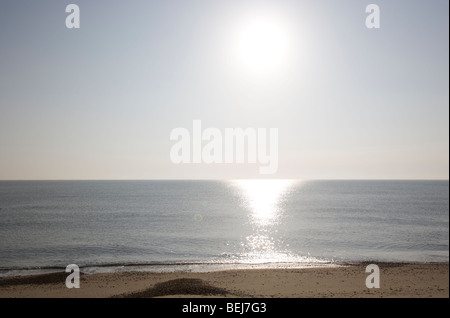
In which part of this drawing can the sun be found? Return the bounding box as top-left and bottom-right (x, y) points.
(234, 15), (290, 73)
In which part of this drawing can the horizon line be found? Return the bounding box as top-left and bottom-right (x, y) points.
(0, 178), (448, 182)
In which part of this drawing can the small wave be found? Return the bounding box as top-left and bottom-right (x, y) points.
(0, 259), (336, 277)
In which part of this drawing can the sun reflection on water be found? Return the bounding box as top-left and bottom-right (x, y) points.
(233, 179), (296, 226)
(231, 179), (299, 263)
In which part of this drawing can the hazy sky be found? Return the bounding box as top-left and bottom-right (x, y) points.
(0, 0), (448, 180)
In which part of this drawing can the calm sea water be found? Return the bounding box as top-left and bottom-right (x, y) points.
(0, 180), (448, 275)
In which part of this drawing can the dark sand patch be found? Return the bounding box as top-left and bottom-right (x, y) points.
(117, 278), (228, 298)
(0, 271), (84, 287)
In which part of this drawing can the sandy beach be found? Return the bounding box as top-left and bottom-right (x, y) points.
(0, 263), (448, 298)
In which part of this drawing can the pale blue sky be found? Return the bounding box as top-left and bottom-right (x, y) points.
(0, 0), (448, 179)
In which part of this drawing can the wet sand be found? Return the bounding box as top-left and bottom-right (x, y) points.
(0, 263), (448, 298)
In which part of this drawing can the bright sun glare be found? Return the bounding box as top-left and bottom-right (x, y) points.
(235, 15), (290, 73)
(234, 179), (296, 225)
(232, 179), (299, 263)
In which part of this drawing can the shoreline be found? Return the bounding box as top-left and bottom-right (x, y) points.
(0, 262), (448, 298)
(0, 260), (447, 277)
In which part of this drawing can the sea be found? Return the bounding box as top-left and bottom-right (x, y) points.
(0, 180), (448, 277)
